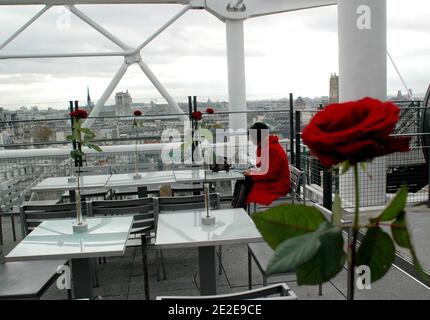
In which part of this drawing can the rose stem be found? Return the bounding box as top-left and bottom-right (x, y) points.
(348, 163), (360, 300)
(76, 119), (82, 224)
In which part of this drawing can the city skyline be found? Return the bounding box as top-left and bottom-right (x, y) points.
(0, 1), (429, 109)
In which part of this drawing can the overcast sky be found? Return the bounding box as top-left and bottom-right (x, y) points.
(0, 1), (429, 109)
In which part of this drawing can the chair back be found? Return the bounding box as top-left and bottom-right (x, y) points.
(0, 179), (22, 213)
(20, 202), (85, 236)
(72, 165), (112, 176)
(289, 165), (306, 204)
(155, 193), (220, 214)
(157, 283), (297, 300)
(88, 197), (155, 236)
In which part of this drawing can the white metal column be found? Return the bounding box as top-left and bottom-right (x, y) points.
(338, 0), (387, 207)
(226, 19), (248, 132)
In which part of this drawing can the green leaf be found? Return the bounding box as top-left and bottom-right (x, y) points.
(70, 149), (84, 160)
(357, 227), (395, 282)
(374, 186), (408, 222)
(87, 143), (102, 152)
(80, 127), (95, 136)
(391, 211), (411, 248)
(66, 134), (74, 142)
(295, 222), (345, 285)
(266, 222), (345, 284)
(266, 229), (322, 275)
(391, 212), (430, 286)
(332, 193), (342, 226)
(341, 161), (351, 175)
(252, 204), (327, 249)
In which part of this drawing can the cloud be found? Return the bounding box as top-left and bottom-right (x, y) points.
(0, 2), (429, 108)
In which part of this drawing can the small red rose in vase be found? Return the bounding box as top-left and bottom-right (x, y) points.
(67, 108), (102, 233)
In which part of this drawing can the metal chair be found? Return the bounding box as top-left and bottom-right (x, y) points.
(155, 193), (223, 277)
(156, 283), (297, 300)
(247, 201), (326, 295)
(20, 202), (86, 237)
(0, 179), (23, 244)
(87, 197), (161, 300)
(289, 165), (306, 204)
(247, 164), (306, 214)
(113, 186), (160, 200)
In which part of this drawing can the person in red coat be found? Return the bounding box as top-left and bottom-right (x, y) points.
(243, 122), (291, 206)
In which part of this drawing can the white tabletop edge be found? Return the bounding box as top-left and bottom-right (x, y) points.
(154, 236), (264, 250)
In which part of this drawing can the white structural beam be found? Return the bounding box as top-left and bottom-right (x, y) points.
(338, 0), (387, 207)
(133, 4), (192, 52)
(0, 51), (128, 59)
(0, 0), (186, 4)
(205, 0), (336, 21)
(137, 58), (187, 121)
(83, 62), (129, 128)
(67, 5), (130, 50)
(0, 5), (51, 50)
(226, 19), (247, 132)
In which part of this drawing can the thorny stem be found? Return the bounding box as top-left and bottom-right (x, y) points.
(348, 164), (360, 300)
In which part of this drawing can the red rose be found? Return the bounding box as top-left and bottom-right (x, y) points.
(133, 110), (142, 117)
(206, 108), (214, 114)
(70, 109), (88, 119)
(192, 111), (202, 121)
(301, 97), (411, 168)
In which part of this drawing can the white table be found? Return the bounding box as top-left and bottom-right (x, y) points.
(173, 169), (244, 184)
(31, 175), (111, 192)
(155, 208), (262, 295)
(6, 216), (133, 299)
(105, 171), (176, 189)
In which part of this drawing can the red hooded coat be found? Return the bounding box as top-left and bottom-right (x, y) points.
(246, 135), (291, 206)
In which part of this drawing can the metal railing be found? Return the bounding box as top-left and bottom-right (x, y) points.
(292, 101), (429, 209)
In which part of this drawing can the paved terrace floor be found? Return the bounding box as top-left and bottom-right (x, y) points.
(1, 204), (430, 300)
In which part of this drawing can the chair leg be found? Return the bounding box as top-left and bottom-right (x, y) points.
(248, 248), (252, 290)
(155, 250), (161, 282)
(218, 245), (222, 275)
(11, 215), (17, 242)
(67, 289), (72, 300)
(318, 284), (323, 296)
(141, 234), (150, 300)
(92, 258), (100, 288)
(160, 250), (167, 280)
(0, 215), (3, 246)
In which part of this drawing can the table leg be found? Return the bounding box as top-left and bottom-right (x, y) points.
(137, 186), (148, 198)
(71, 258), (93, 299)
(69, 190), (76, 203)
(198, 246), (216, 295)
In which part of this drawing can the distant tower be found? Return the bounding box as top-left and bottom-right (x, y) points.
(115, 90), (133, 117)
(86, 86), (95, 112)
(329, 73), (339, 104)
(397, 90), (402, 99)
(295, 96), (306, 109)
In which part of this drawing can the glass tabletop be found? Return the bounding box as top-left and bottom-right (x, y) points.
(173, 169), (244, 183)
(155, 208), (262, 249)
(105, 171), (176, 188)
(6, 216), (133, 262)
(31, 175), (111, 192)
